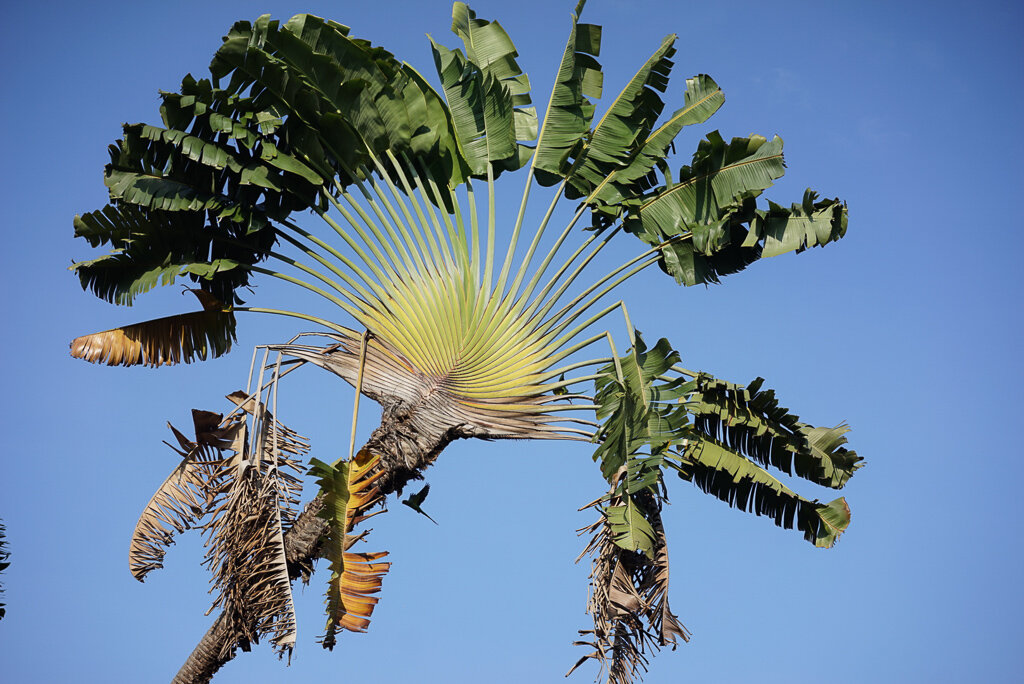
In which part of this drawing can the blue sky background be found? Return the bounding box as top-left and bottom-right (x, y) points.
(1, 0), (1021, 682)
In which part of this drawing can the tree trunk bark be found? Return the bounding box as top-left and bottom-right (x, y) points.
(171, 399), (464, 683)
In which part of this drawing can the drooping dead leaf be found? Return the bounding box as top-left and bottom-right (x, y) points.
(70, 311), (235, 367)
(571, 467), (688, 684)
(203, 381), (309, 657)
(129, 406), (259, 582)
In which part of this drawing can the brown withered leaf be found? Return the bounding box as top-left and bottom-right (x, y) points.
(70, 290), (235, 367)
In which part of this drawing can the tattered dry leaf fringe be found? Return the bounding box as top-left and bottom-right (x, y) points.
(571, 473), (688, 684)
(200, 359), (309, 658)
(131, 367), (309, 662)
(173, 418), (457, 682)
(129, 409), (236, 581)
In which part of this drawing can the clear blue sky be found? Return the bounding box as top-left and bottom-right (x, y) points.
(1, 0), (1021, 682)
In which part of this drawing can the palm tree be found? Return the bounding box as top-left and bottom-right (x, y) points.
(70, 3), (862, 683)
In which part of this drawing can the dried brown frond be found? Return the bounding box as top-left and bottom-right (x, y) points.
(129, 410), (241, 581)
(571, 470), (689, 684)
(70, 291), (235, 367)
(201, 386), (309, 658)
(225, 390), (307, 525)
(329, 551), (390, 634)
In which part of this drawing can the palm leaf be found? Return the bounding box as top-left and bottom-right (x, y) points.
(73, 13), (471, 332)
(430, 40), (519, 175)
(532, 0), (603, 185)
(203, 385), (309, 656)
(69, 291), (236, 368)
(606, 496), (657, 557)
(0, 519), (9, 622)
(593, 334), (690, 480)
(573, 467), (686, 684)
(589, 73), (725, 220)
(594, 333), (857, 548)
(579, 333), (695, 683)
(623, 132), (851, 286)
(310, 449), (391, 647)
(71, 203), (261, 307)
(448, 2), (537, 171)
(742, 188), (848, 257)
(632, 131), (785, 232)
(564, 34), (676, 201)
(687, 373), (863, 489)
(129, 410), (239, 581)
(676, 438), (851, 548)
(210, 13), (464, 187)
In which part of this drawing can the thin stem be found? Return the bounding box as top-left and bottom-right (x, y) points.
(369, 154), (432, 276)
(402, 153), (457, 272)
(666, 365), (699, 378)
(523, 225), (620, 326)
(247, 266), (364, 321)
(457, 176), (478, 286)
(234, 307), (351, 336)
(250, 347), (271, 461)
(339, 163), (418, 277)
(495, 169), (546, 298)
(391, 151), (451, 273)
(273, 228), (381, 305)
(331, 168), (408, 279)
(538, 254), (658, 339)
(543, 372), (604, 391)
(314, 195), (400, 285)
(514, 197), (587, 311)
(547, 356), (613, 379)
(547, 300), (624, 359)
(348, 330), (370, 461)
(544, 331), (607, 368)
(482, 164), (496, 291)
(418, 159), (471, 275)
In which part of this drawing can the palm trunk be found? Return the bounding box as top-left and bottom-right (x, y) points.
(171, 399), (465, 684)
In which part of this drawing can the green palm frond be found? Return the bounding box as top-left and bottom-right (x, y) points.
(592, 332), (857, 546)
(686, 373), (862, 489)
(623, 133), (848, 286)
(532, 0), (603, 186)
(676, 438), (851, 548)
(432, 2), (536, 176)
